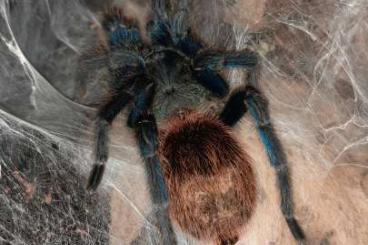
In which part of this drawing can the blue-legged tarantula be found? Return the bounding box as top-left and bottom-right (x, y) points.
(86, 0), (305, 244)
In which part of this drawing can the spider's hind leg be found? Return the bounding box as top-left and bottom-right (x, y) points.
(127, 82), (169, 204)
(244, 85), (305, 242)
(135, 112), (169, 204)
(127, 82), (177, 243)
(219, 90), (247, 126)
(87, 91), (132, 191)
(137, 114), (176, 242)
(219, 85), (305, 242)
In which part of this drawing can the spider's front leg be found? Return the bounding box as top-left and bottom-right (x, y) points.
(149, 0), (203, 56)
(103, 6), (143, 48)
(219, 86), (306, 243)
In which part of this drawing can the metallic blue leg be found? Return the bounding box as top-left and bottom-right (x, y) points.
(244, 85), (305, 242)
(194, 50), (258, 70)
(194, 69), (229, 98)
(87, 91), (132, 190)
(128, 82), (177, 243)
(102, 8), (142, 48)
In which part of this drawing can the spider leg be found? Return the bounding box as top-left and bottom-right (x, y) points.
(151, 0), (168, 18)
(171, 0), (189, 37)
(193, 69), (229, 98)
(176, 31), (202, 57)
(147, 0), (172, 46)
(219, 90), (247, 126)
(170, 0), (202, 57)
(219, 86), (305, 242)
(244, 86), (305, 242)
(148, 0), (202, 56)
(103, 7), (142, 48)
(194, 50), (258, 71)
(147, 19), (172, 46)
(128, 83), (176, 242)
(136, 112), (176, 243)
(192, 50), (257, 98)
(126, 82), (168, 202)
(127, 83), (156, 128)
(87, 91), (132, 191)
(136, 112), (168, 204)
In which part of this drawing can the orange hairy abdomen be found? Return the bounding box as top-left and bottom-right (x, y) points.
(159, 111), (256, 244)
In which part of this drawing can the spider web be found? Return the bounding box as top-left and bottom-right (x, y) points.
(0, 0), (368, 244)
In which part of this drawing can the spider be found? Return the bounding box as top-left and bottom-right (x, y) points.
(85, 1), (305, 244)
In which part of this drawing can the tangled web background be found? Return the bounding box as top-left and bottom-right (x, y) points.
(0, 0), (367, 244)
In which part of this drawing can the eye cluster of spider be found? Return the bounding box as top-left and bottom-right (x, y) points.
(84, 1), (305, 244)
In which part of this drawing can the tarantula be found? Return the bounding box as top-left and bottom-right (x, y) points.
(85, 1), (305, 244)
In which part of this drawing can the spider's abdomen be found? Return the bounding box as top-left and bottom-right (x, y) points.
(159, 111), (256, 244)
